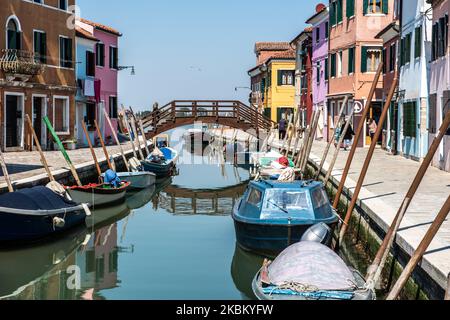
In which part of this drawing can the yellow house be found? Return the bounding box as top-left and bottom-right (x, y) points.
(249, 44), (296, 123)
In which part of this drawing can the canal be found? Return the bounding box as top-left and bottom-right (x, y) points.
(0, 131), (266, 300)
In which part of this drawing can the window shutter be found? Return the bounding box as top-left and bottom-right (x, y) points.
(347, 0), (354, 18)
(429, 94), (437, 134)
(59, 37), (64, 66)
(67, 38), (73, 68)
(337, 0), (343, 23)
(432, 24), (436, 61)
(330, 2), (336, 26)
(361, 46), (368, 73)
(348, 47), (354, 74)
(363, 0), (369, 15)
(41, 32), (47, 63)
(446, 15), (449, 50)
(277, 70), (283, 86)
(331, 53), (336, 77)
(405, 34), (411, 63)
(382, 48), (387, 74)
(415, 26), (422, 58)
(15, 31), (21, 50)
(325, 58), (329, 80)
(439, 17), (446, 57)
(383, 0), (389, 14)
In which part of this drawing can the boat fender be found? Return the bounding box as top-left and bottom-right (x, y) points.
(53, 217), (66, 229)
(301, 223), (332, 246)
(82, 203), (92, 216)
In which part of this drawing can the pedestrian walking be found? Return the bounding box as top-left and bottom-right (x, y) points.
(368, 118), (378, 143)
(279, 117), (287, 140)
(343, 119), (355, 151)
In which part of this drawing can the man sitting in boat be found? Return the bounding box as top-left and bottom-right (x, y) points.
(269, 157), (296, 182)
(148, 147), (166, 164)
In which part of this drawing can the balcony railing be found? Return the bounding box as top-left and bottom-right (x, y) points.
(0, 49), (45, 76)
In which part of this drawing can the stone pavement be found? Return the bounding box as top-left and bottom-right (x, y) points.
(211, 128), (450, 291)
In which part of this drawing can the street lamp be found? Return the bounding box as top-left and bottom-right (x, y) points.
(118, 65), (136, 75)
(235, 86), (251, 92)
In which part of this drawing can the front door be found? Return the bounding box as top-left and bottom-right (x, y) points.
(5, 95), (23, 151)
(32, 96), (46, 149)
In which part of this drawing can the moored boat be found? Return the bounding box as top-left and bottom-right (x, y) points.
(105, 171), (156, 190)
(252, 241), (376, 301)
(142, 147), (179, 179)
(232, 180), (339, 255)
(0, 186), (88, 244)
(65, 181), (130, 208)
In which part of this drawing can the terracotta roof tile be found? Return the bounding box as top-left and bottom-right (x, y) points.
(80, 18), (122, 36)
(267, 49), (296, 61)
(255, 42), (291, 52)
(76, 26), (99, 42)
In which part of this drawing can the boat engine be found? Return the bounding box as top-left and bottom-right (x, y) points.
(301, 223), (332, 246)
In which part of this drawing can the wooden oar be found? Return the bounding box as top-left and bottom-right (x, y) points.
(102, 106), (130, 172)
(94, 120), (113, 170)
(121, 105), (138, 159)
(81, 121), (102, 178)
(25, 114), (55, 183)
(129, 115), (145, 160)
(138, 119), (151, 156)
(0, 148), (14, 192)
(43, 116), (82, 187)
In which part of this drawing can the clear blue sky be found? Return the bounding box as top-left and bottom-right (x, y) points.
(77, 0), (323, 112)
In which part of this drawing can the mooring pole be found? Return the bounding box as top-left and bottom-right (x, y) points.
(103, 106), (130, 172)
(323, 105), (355, 185)
(94, 120), (113, 170)
(315, 96), (349, 180)
(0, 148), (14, 192)
(295, 110), (316, 168)
(332, 63), (383, 209)
(82, 121), (102, 177)
(387, 195), (450, 300)
(300, 110), (321, 174)
(366, 108), (450, 284)
(286, 111), (300, 156)
(121, 105), (138, 159)
(338, 74), (398, 245)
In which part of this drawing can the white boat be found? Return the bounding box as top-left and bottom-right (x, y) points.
(115, 171), (156, 190)
(65, 182), (130, 208)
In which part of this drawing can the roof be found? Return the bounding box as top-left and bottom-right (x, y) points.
(290, 27), (313, 46)
(305, 5), (329, 24)
(80, 18), (122, 36)
(248, 49), (295, 74)
(375, 21), (400, 40)
(75, 27), (99, 42)
(255, 42), (291, 52)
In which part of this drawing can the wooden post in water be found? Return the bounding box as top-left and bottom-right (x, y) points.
(130, 115), (145, 160)
(121, 105), (138, 159)
(295, 110), (315, 168)
(315, 96), (348, 180)
(0, 148), (14, 192)
(103, 106), (130, 172)
(338, 74), (398, 245)
(366, 108), (450, 285)
(332, 63), (383, 209)
(300, 110), (321, 174)
(94, 120), (113, 170)
(25, 114), (55, 183)
(43, 116), (82, 187)
(281, 112), (294, 153)
(82, 121), (102, 178)
(386, 195), (450, 300)
(286, 111), (300, 156)
(138, 119), (151, 157)
(323, 105), (355, 186)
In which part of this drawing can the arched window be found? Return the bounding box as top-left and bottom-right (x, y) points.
(6, 17), (21, 50)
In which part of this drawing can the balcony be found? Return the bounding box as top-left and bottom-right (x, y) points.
(0, 49), (45, 81)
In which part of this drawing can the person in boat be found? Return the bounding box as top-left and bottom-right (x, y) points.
(277, 157), (295, 182)
(104, 169), (122, 188)
(279, 116), (287, 140)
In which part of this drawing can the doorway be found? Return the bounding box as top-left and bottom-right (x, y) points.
(4, 93), (24, 151)
(32, 96), (47, 150)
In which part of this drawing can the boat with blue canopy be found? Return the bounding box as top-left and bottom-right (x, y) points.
(232, 180), (339, 255)
(141, 134), (178, 179)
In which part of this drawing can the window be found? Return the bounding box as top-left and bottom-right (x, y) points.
(86, 102), (96, 131)
(109, 96), (118, 119)
(390, 43), (396, 71)
(59, 0), (68, 11)
(109, 46), (118, 69)
(86, 51), (95, 77)
(405, 33), (411, 64)
(330, 1), (337, 26)
(429, 94), (437, 135)
(311, 188), (330, 210)
(415, 26), (422, 59)
(247, 188), (262, 206)
(364, 0), (388, 15)
(330, 53), (336, 78)
(361, 46), (382, 73)
(7, 18), (21, 50)
(403, 101), (417, 138)
(433, 16), (449, 60)
(325, 22), (329, 39)
(382, 48), (387, 74)
(277, 70), (295, 86)
(59, 36), (73, 68)
(337, 0), (343, 23)
(96, 43), (105, 67)
(348, 47), (355, 74)
(33, 31), (46, 64)
(324, 58), (329, 80)
(263, 190), (310, 212)
(316, 27), (320, 43)
(53, 96), (70, 134)
(337, 51), (343, 77)
(316, 62), (321, 84)
(347, 0), (355, 18)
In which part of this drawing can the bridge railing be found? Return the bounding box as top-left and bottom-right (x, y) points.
(141, 100), (276, 133)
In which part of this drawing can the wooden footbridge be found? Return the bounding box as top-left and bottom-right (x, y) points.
(141, 100), (275, 138)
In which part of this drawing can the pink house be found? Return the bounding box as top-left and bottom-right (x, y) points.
(76, 18), (122, 144)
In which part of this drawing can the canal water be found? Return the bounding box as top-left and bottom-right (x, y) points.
(0, 132), (267, 300)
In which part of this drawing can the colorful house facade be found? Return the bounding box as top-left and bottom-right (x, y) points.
(249, 42), (296, 123)
(328, 0), (395, 147)
(306, 4), (329, 139)
(428, 0), (450, 172)
(0, 0), (77, 151)
(397, 0), (432, 161)
(291, 28), (313, 129)
(76, 18), (122, 145)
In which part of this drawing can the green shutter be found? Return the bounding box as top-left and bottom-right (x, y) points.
(383, 0), (389, 14)
(363, 0), (369, 15)
(347, 0), (354, 18)
(330, 2), (336, 26)
(406, 33), (411, 63)
(277, 70), (283, 86)
(34, 32), (39, 57)
(361, 46), (368, 73)
(325, 58), (329, 80)
(337, 0), (343, 23)
(331, 53), (336, 77)
(382, 48), (387, 74)
(415, 26), (422, 58)
(348, 47), (355, 74)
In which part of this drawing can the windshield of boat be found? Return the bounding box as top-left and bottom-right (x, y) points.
(262, 189), (310, 214)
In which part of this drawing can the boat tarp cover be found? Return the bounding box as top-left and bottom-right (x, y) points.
(268, 242), (357, 291)
(0, 186), (78, 211)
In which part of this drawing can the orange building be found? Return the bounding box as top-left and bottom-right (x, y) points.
(0, 0), (77, 151)
(328, 0), (394, 147)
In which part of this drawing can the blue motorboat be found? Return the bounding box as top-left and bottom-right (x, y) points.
(141, 146), (178, 179)
(232, 180), (339, 255)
